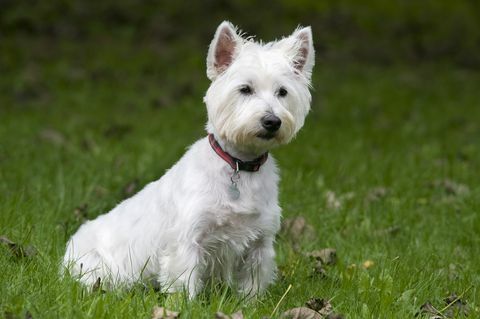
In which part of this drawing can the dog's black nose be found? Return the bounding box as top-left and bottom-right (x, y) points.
(261, 114), (282, 132)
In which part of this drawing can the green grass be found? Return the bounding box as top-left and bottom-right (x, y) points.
(1, 37), (479, 318)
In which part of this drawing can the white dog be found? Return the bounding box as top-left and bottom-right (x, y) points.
(63, 21), (315, 298)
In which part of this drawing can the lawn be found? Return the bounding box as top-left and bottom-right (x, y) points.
(1, 37), (479, 318)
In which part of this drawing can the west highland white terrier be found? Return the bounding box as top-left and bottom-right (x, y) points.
(63, 21), (315, 297)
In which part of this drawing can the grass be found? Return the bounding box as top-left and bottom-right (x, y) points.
(1, 36), (479, 318)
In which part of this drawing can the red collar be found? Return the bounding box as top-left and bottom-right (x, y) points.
(208, 134), (268, 172)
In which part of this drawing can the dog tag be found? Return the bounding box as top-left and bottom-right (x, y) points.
(229, 162), (240, 200)
(229, 184), (240, 200)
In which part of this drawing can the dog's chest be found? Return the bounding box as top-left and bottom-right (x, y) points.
(199, 209), (263, 254)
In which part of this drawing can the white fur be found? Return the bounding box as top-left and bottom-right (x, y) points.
(63, 21), (315, 298)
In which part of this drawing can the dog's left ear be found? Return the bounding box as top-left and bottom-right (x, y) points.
(276, 26), (315, 80)
(207, 21), (243, 81)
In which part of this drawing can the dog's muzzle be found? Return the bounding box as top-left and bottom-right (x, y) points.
(258, 114), (281, 139)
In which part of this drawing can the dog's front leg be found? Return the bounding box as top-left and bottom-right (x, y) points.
(236, 236), (276, 297)
(162, 245), (204, 299)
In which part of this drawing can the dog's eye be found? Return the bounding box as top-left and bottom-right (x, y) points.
(278, 87), (288, 97)
(239, 85), (253, 95)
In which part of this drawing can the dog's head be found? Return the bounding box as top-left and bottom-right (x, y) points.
(204, 21), (315, 155)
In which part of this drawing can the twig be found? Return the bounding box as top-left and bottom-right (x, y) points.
(438, 285), (473, 314)
(270, 284), (292, 318)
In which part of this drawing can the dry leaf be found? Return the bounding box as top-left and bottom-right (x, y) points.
(430, 179), (470, 196)
(374, 225), (401, 237)
(443, 293), (469, 317)
(74, 204), (88, 222)
(91, 277), (105, 293)
(312, 261), (327, 278)
(366, 187), (388, 202)
(325, 191), (341, 210)
(38, 128), (66, 146)
(305, 298), (332, 316)
(215, 311), (244, 319)
(280, 307), (323, 319)
(123, 179), (139, 197)
(0, 236), (37, 259)
(281, 216), (315, 242)
(362, 260), (374, 269)
(307, 248), (337, 266)
(152, 307), (180, 319)
(104, 124), (132, 139)
(416, 302), (443, 319)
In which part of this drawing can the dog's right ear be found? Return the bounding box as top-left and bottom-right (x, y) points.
(207, 21), (242, 81)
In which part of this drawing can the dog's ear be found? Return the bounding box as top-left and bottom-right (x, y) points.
(207, 21), (243, 81)
(275, 26), (315, 80)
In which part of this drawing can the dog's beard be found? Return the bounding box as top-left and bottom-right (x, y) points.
(210, 101), (297, 154)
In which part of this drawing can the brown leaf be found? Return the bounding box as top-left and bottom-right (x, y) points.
(280, 307), (323, 319)
(4, 311), (15, 319)
(374, 225), (401, 237)
(0, 236), (37, 259)
(362, 260), (375, 269)
(104, 124), (132, 139)
(123, 179), (139, 197)
(307, 248), (337, 266)
(325, 191), (341, 210)
(215, 311), (244, 319)
(430, 179), (470, 196)
(443, 293), (469, 317)
(366, 187), (388, 202)
(305, 298), (332, 316)
(38, 128), (66, 146)
(92, 277), (105, 293)
(312, 261), (327, 278)
(74, 204), (88, 222)
(416, 302), (443, 319)
(325, 314), (344, 319)
(152, 306), (180, 319)
(151, 96), (173, 109)
(281, 216), (315, 243)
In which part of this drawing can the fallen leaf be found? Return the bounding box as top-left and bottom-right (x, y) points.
(430, 179), (470, 196)
(280, 307), (323, 319)
(4, 311), (15, 319)
(38, 128), (66, 146)
(374, 225), (401, 237)
(123, 179), (139, 197)
(104, 124), (132, 139)
(312, 261), (327, 278)
(281, 216), (315, 243)
(92, 278), (106, 293)
(151, 96), (173, 109)
(443, 293), (469, 317)
(0, 236), (37, 259)
(416, 291), (471, 318)
(74, 204), (88, 222)
(366, 187), (388, 202)
(325, 191), (341, 210)
(362, 260), (374, 269)
(152, 306), (180, 319)
(307, 248), (337, 265)
(215, 311), (244, 319)
(305, 298), (332, 316)
(416, 302), (443, 319)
